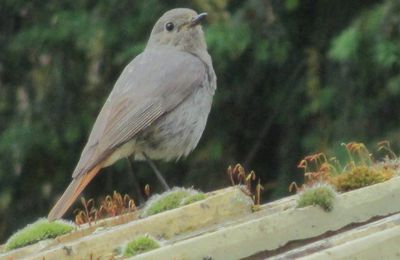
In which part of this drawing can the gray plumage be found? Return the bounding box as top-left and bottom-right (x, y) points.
(48, 8), (216, 220)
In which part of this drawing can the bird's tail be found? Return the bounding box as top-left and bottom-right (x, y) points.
(48, 165), (101, 221)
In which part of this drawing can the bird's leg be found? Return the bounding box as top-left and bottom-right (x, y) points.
(127, 157), (145, 204)
(142, 152), (171, 191)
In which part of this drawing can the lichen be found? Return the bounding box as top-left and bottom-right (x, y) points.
(123, 235), (160, 257)
(297, 183), (336, 211)
(141, 187), (205, 217)
(5, 218), (74, 251)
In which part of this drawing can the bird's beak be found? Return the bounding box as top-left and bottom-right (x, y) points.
(190, 13), (208, 27)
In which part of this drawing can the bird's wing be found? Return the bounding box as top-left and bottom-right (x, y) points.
(73, 48), (206, 178)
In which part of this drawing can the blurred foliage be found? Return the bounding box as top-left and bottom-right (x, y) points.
(0, 0), (399, 242)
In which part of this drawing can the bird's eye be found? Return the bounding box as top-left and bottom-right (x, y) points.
(165, 22), (174, 32)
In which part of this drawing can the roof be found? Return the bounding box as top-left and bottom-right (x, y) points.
(1, 177), (400, 259)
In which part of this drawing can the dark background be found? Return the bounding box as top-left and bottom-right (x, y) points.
(1, 0), (399, 242)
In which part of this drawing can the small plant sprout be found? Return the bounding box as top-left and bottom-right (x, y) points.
(5, 218), (74, 251)
(98, 191), (136, 218)
(297, 183), (337, 212)
(227, 163), (264, 207)
(294, 141), (397, 193)
(377, 140), (397, 159)
(144, 184), (151, 198)
(251, 179), (265, 211)
(141, 187), (206, 217)
(289, 181), (300, 193)
(375, 141), (400, 175)
(74, 191), (137, 226)
(342, 142), (373, 167)
(74, 197), (96, 226)
(123, 235), (160, 257)
(292, 153), (334, 193)
(255, 179), (264, 206)
(227, 164), (256, 191)
(297, 152), (336, 186)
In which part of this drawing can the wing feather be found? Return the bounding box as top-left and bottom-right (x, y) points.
(72, 48), (206, 178)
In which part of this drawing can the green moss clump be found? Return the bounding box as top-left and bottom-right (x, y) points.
(5, 218), (74, 251)
(297, 184), (336, 212)
(180, 193), (206, 206)
(142, 187), (205, 217)
(144, 190), (190, 216)
(332, 165), (394, 192)
(123, 235), (160, 257)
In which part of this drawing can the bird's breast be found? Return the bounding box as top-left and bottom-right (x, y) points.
(132, 81), (214, 161)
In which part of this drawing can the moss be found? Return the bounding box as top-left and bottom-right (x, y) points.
(5, 218), (74, 251)
(142, 187), (205, 217)
(297, 184), (336, 211)
(144, 190), (190, 216)
(331, 165), (394, 192)
(180, 193), (206, 206)
(123, 235), (160, 257)
(377, 158), (400, 176)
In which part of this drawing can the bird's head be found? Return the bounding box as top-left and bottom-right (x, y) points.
(146, 8), (208, 54)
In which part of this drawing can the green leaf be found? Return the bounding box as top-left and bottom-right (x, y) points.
(329, 27), (361, 62)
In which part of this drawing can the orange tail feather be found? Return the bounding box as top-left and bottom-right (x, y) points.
(48, 165), (101, 221)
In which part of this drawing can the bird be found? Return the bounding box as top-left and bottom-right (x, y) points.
(48, 8), (216, 220)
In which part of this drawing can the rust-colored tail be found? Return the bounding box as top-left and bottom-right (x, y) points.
(48, 165), (101, 221)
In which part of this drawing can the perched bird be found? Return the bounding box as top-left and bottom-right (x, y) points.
(48, 8), (216, 220)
